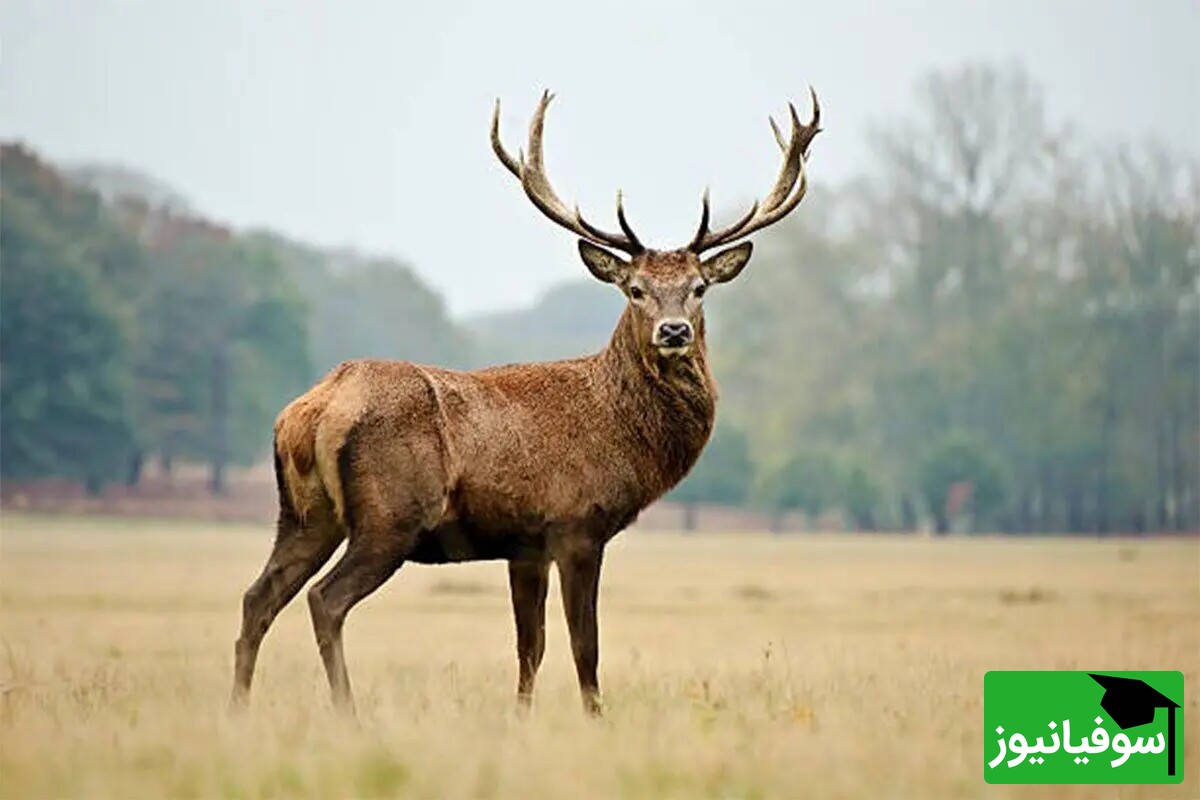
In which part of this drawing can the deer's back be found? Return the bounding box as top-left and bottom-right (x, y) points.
(274, 358), (650, 554)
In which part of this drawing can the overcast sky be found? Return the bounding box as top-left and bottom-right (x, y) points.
(3, 0), (1198, 316)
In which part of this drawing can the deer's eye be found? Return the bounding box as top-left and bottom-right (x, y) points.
(629, 285), (645, 300)
(693, 284), (707, 298)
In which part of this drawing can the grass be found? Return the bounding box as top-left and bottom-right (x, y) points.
(0, 513), (1197, 798)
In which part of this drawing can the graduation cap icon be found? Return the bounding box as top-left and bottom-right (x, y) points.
(1090, 673), (1180, 777)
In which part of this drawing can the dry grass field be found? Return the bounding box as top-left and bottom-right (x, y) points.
(0, 513), (1197, 799)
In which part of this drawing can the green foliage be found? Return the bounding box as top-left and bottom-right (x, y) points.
(672, 424), (753, 509)
(710, 63), (1199, 533)
(837, 460), (882, 531)
(3, 146), (474, 493)
(0, 146), (138, 488)
(0, 147), (464, 493)
(750, 451), (882, 530)
(3, 61), (1197, 531)
(102, 204), (314, 489)
(255, 233), (473, 373)
(756, 450), (839, 521)
(917, 431), (1007, 533)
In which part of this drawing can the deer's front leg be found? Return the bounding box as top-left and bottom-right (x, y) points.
(556, 544), (604, 716)
(508, 558), (549, 707)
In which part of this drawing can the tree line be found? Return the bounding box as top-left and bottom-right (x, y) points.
(2, 63), (1196, 533)
(1, 145), (468, 492)
(675, 64), (1199, 534)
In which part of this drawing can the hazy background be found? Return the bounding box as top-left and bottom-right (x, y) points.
(4, 10), (1199, 796)
(4, 0), (1197, 314)
(2, 1), (1198, 534)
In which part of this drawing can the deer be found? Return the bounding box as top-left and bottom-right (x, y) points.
(230, 89), (821, 717)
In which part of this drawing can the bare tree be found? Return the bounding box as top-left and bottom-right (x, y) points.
(869, 63), (1059, 315)
(1088, 144), (1200, 531)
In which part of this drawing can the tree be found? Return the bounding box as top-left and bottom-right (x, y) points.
(708, 65), (1199, 535)
(466, 279), (622, 365)
(1082, 144), (1200, 531)
(917, 431), (1006, 534)
(837, 460), (882, 531)
(125, 210), (311, 492)
(254, 233), (474, 374)
(2, 146), (478, 497)
(670, 424), (752, 531)
(32, 170), (317, 494)
(0, 146), (139, 490)
(756, 450), (840, 531)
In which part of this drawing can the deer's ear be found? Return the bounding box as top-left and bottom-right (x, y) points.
(578, 240), (629, 284)
(700, 242), (753, 284)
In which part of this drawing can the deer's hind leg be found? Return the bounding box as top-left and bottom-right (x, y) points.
(231, 506), (344, 709)
(306, 523), (415, 715)
(305, 454), (435, 715)
(308, 404), (450, 715)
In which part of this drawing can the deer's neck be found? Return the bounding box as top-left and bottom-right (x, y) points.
(600, 307), (717, 497)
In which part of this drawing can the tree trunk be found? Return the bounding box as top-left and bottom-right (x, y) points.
(209, 344), (229, 495)
(1169, 405), (1186, 531)
(1066, 483), (1085, 534)
(1040, 463), (1059, 533)
(1096, 401), (1116, 535)
(900, 496), (918, 532)
(1155, 414), (1170, 532)
(853, 509), (876, 532)
(1128, 505), (1147, 536)
(125, 450), (144, 488)
(682, 502), (698, 533)
(1015, 490), (1033, 535)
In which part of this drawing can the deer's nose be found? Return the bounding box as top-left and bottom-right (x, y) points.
(655, 320), (694, 347)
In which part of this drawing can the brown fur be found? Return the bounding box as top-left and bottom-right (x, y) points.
(285, 300), (716, 541)
(231, 90), (817, 716)
(231, 249), (726, 716)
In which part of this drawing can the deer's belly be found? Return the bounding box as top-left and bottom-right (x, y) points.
(407, 522), (542, 564)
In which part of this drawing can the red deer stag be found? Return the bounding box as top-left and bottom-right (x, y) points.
(230, 90), (821, 716)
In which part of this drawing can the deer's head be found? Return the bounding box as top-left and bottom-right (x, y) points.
(492, 91), (820, 359)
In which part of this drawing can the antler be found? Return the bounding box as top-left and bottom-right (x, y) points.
(688, 88), (822, 254)
(492, 91), (644, 256)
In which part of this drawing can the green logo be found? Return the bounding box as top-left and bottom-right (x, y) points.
(984, 671), (1183, 784)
